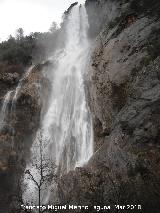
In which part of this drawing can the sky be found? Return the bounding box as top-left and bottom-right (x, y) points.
(0, 0), (85, 41)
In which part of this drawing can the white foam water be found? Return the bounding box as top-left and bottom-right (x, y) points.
(42, 5), (93, 173)
(23, 4), (93, 206)
(0, 90), (13, 130)
(11, 65), (34, 110)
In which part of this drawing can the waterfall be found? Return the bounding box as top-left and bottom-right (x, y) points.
(0, 90), (13, 130)
(0, 66), (34, 141)
(11, 66), (34, 110)
(42, 5), (93, 173)
(23, 4), (93, 206)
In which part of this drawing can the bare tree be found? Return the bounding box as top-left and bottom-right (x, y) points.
(24, 130), (56, 213)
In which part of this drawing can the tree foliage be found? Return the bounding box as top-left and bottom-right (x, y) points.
(0, 23), (60, 67)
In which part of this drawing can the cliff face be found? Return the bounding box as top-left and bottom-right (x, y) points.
(1, 1), (160, 212)
(58, 0), (160, 212)
(0, 62), (51, 212)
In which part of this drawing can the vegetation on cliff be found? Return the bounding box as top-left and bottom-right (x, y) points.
(1, 1), (160, 212)
(0, 24), (60, 74)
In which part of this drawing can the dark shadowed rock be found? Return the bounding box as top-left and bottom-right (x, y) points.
(0, 62), (52, 213)
(57, 1), (160, 212)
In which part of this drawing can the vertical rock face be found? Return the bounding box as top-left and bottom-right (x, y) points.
(1, 1), (160, 212)
(58, 0), (160, 212)
(85, 0), (121, 38)
(0, 63), (51, 212)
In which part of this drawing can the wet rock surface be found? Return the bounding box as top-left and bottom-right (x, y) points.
(1, 1), (160, 212)
(58, 0), (160, 212)
(0, 62), (52, 213)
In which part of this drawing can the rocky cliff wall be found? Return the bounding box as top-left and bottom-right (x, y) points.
(58, 1), (160, 212)
(0, 62), (52, 213)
